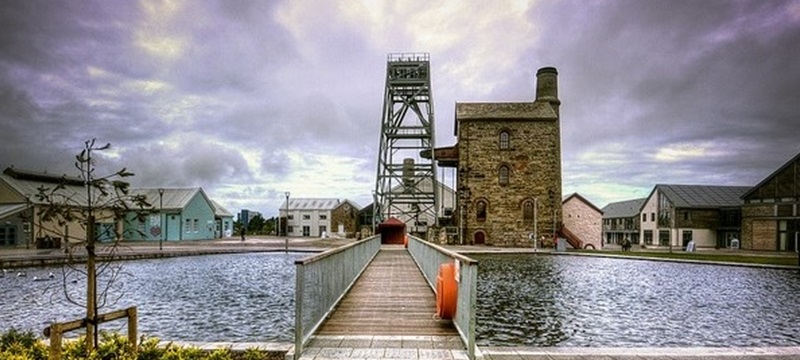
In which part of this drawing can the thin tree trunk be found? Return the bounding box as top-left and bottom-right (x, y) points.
(86, 217), (96, 352)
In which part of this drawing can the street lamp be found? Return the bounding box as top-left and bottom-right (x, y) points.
(284, 192), (290, 252)
(158, 188), (164, 251)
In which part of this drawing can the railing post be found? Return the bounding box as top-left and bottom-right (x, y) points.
(294, 264), (305, 360)
(49, 323), (61, 360)
(127, 307), (138, 350)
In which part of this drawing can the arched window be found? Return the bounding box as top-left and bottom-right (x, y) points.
(499, 165), (510, 186)
(523, 200), (534, 221)
(499, 131), (510, 150)
(476, 200), (487, 221)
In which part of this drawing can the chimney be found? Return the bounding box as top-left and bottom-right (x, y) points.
(535, 66), (560, 115)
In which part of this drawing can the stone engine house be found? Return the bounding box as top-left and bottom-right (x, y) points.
(431, 67), (563, 246)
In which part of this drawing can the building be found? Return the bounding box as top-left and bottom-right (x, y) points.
(280, 198), (360, 238)
(741, 151), (800, 251)
(640, 184), (750, 249)
(562, 193), (603, 249)
(430, 67), (563, 246)
(602, 198), (646, 247)
(0, 167), (129, 248)
(125, 188), (218, 242)
(211, 200), (234, 238)
(238, 209), (262, 230)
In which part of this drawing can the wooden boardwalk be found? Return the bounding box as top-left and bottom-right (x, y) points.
(316, 247), (457, 336)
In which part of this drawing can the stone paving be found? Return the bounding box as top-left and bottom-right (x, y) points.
(296, 335), (469, 360)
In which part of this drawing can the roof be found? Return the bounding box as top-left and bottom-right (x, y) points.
(456, 101), (558, 121)
(0, 203), (28, 219)
(562, 193), (603, 214)
(602, 198), (647, 218)
(741, 150), (800, 199)
(0, 172), (89, 206)
(334, 199), (362, 211)
(282, 198), (342, 211)
(211, 200), (234, 218)
(132, 188), (209, 211)
(653, 184), (752, 209)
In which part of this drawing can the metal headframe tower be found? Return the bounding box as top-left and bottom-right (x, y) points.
(374, 53), (438, 232)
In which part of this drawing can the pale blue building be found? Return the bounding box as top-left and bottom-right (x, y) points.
(126, 188), (218, 242)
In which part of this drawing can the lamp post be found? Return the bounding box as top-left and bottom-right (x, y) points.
(533, 197), (538, 250)
(158, 188), (164, 251)
(284, 191), (290, 252)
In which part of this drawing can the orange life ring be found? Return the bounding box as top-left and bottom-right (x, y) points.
(435, 263), (458, 320)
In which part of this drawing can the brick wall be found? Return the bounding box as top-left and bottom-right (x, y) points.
(562, 197), (602, 249)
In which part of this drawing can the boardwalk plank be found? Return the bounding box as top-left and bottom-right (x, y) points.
(316, 248), (457, 336)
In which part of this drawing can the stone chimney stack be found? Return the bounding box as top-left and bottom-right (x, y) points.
(535, 67), (560, 115)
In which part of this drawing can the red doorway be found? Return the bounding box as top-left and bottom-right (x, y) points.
(377, 217), (406, 244)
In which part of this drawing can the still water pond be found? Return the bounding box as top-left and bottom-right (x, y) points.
(1, 253), (301, 342)
(3, 252), (800, 347)
(475, 254), (800, 347)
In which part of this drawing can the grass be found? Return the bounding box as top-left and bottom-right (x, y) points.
(575, 250), (800, 267)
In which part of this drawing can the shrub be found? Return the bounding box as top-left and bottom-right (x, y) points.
(0, 330), (273, 360)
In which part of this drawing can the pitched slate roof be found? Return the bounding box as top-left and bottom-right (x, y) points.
(1, 168), (90, 206)
(601, 198), (646, 218)
(456, 101), (558, 120)
(563, 193), (603, 214)
(211, 200), (233, 218)
(0, 203), (28, 219)
(655, 184), (751, 208)
(282, 198), (342, 211)
(132, 188), (209, 211)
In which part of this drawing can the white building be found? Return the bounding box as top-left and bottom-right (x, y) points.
(279, 198), (360, 237)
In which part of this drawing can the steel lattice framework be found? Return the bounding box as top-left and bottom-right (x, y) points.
(374, 53), (438, 232)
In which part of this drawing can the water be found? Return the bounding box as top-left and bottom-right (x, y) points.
(3, 252), (800, 347)
(475, 254), (800, 347)
(0, 252), (301, 342)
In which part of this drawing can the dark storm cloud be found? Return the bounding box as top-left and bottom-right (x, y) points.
(2, 0), (797, 213)
(508, 0), (800, 205)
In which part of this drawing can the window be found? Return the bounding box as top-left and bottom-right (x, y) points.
(184, 219), (191, 233)
(319, 214), (327, 220)
(682, 211), (690, 221)
(193, 219), (199, 233)
(476, 200), (487, 221)
(523, 200), (534, 221)
(302, 226), (310, 237)
(319, 226), (327, 235)
(302, 214), (311, 220)
(644, 230), (653, 245)
(499, 165), (509, 186)
(499, 131), (510, 150)
(288, 215), (294, 220)
(642, 213), (646, 222)
(659, 230), (670, 246)
(287, 226), (294, 234)
(0, 226), (15, 246)
(651, 213), (655, 222)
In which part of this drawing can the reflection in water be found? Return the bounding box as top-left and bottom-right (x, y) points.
(475, 254), (800, 347)
(0, 253), (301, 342)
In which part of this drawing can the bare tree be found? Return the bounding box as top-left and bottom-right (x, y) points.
(35, 139), (150, 352)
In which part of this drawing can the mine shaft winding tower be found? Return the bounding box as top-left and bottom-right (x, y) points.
(373, 53), (438, 233)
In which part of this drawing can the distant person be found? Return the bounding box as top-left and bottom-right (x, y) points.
(622, 237), (631, 252)
(240, 228), (246, 241)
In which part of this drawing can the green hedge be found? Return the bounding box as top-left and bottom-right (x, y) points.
(0, 329), (275, 360)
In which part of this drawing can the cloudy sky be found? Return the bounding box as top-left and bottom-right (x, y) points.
(1, 0), (798, 217)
